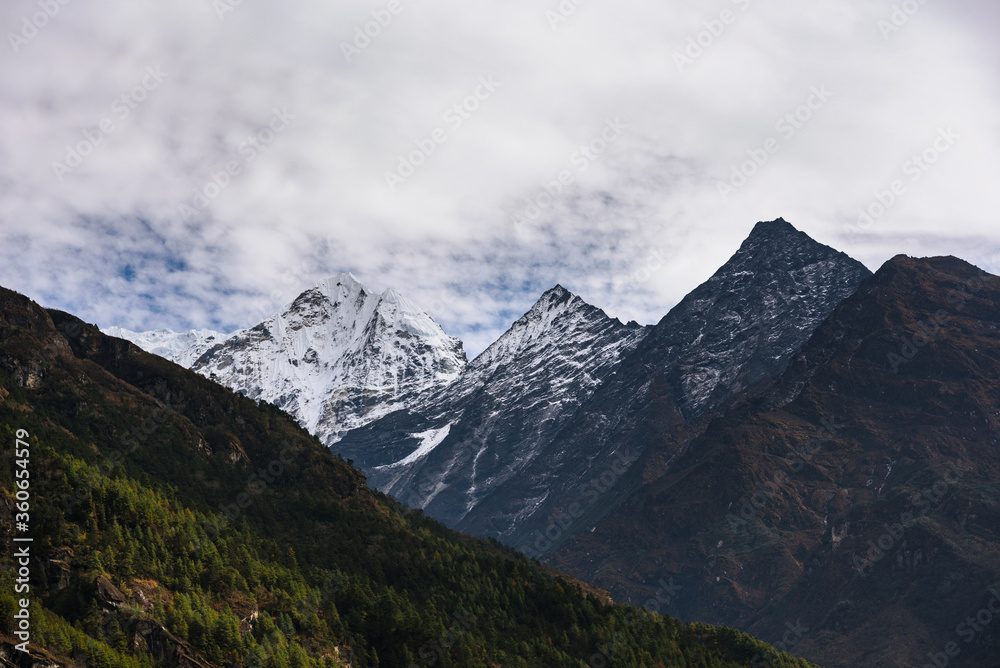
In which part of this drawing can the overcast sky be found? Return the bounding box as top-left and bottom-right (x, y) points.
(1, 0), (998, 356)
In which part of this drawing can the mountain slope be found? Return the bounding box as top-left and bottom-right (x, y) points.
(107, 273), (467, 445)
(0, 283), (817, 668)
(336, 286), (649, 535)
(549, 255), (1000, 667)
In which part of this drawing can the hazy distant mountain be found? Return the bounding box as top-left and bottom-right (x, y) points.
(101, 326), (225, 368)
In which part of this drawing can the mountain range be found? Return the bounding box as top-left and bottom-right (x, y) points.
(0, 283), (811, 667)
(335, 219), (872, 553)
(98, 218), (1000, 667)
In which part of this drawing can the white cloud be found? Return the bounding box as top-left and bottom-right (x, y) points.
(1, 0), (998, 356)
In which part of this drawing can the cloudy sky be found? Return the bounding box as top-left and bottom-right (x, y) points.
(1, 0), (998, 355)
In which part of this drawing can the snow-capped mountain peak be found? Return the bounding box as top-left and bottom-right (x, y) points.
(465, 285), (639, 377)
(376, 286), (454, 344)
(104, 274), (467, 445)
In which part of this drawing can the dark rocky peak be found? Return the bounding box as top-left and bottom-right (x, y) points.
(708, 217), (865, 284)
(746, 216), (798, 240)
(641, 219), (872, 416)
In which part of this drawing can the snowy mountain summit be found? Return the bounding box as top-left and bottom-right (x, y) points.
(105, 273), (467, 445)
